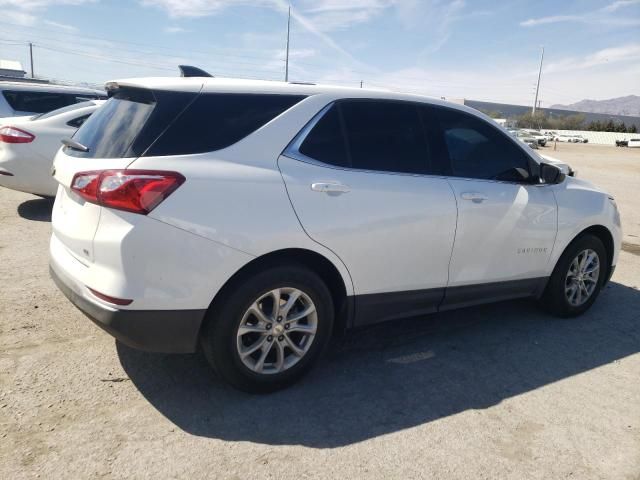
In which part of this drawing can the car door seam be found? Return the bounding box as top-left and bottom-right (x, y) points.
(440, 178), (460, 310)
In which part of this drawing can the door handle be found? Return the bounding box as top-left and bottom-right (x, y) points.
(311, 182), (350, 194)
(460, 192), (488, 203)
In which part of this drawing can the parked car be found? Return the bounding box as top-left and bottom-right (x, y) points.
(522, 129), (547, 146)
(49, 77), (622, 392)
(556, 134), (580, 143)
(629, 138), (640, 148)
(0, 81), (106, 117)
(510, 129), (539, 149)
(0, 100), (104, 197)
(573, 135), (588, 144)
(543, 131), (557, 142)
(615, 139), (628, 147)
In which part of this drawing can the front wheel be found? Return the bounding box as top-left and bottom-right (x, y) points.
(202, 265), (334, 393)
(540, 234), (608, 317)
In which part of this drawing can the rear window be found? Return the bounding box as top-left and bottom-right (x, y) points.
(68, 90), (305, 158)
(67, 88), (196, 158)
(2, 90), (102, 114)
(31, 101), (96, 121)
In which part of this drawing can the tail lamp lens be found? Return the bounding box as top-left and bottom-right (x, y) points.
(0, 126), (35, 143)
(71, 170), (185, 214)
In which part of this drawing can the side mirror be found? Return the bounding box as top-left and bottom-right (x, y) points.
(539, 163), (566, 184)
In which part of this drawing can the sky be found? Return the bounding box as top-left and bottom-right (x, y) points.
(0, 0), (638, 107)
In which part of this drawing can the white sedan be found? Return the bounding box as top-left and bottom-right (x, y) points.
(0, 100), (104, 197)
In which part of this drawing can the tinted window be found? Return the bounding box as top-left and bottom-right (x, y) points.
(67, 88), (196, 158)
(146, 93), (305, 156)
(3, 91), (101, 114)
(436, 108), (531, 181)
(32, 101), (95, 121)
(67, 114), (91, 128)
(299, 105), (348, 167)
(340, 101), (428, 174)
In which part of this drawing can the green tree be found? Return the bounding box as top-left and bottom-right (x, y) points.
(629, 124), (638, 133)
(604, 120), (616, 132)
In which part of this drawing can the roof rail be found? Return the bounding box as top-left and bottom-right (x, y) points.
(178, 65), (213, 78)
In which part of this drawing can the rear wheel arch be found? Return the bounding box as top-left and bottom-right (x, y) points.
(202, 248), (350, 338)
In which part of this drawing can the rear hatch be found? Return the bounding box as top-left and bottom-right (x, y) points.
(52, 84), (200, 263)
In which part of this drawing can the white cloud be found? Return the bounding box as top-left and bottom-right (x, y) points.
(43, 19), (77, 31)
(2, 10), (37, 25)
(300, 0), (391, 30)
(521, 1), (640, 27)
(164, 26), (188, 33)
(545, 43), (640, 73)
(602, 0), (640, 12)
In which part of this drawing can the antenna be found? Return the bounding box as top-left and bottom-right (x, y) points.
(533, 46), (544, 115)
(285, 5), (291, 82)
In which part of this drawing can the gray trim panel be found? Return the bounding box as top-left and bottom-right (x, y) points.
(50, 265), (206, 353)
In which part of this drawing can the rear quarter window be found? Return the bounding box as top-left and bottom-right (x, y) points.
(145, 93), (306, 156)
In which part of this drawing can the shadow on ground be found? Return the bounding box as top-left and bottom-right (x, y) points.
(17, 198), (53, 222)
(118, 281), (640, 448)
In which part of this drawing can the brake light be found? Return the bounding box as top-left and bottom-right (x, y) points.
(71, 170), (185, 214)
(0, 126), (35, 143)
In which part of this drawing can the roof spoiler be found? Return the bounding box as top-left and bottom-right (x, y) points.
(179, 65), (213, 78)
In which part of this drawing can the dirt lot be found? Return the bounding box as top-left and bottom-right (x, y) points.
(1, 144), (639, 479)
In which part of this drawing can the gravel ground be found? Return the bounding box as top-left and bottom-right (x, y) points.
(1, 144), (639, 479)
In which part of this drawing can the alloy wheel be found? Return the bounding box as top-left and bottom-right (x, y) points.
(236, 287), (317, 374)
(564, 249), (600, 307)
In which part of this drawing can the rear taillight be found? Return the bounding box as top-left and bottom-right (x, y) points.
(71, 170), (185, 215)
(0, 126), (35, 143)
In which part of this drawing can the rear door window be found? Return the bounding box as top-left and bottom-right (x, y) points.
(298, 105), (349, 167)
(340, 100), (429, 174)
(298, 100), (431, 175)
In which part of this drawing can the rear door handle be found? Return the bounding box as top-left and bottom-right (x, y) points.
(460, 192), (488, 203)
(311, 182), (350, 194)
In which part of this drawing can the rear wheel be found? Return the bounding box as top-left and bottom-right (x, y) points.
(202, 265), (334, 393)
(541, 234), (608, 317)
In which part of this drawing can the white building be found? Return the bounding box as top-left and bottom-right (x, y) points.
(0, 60), (27, 79)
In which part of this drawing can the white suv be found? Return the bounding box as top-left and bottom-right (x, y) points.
(49, 77), (622, 392)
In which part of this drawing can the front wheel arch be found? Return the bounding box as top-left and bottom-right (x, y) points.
(571, 225), (614, 283)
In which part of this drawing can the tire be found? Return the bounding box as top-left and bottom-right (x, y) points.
(202, 265), (334, 393)
(540, 234), (608, 317)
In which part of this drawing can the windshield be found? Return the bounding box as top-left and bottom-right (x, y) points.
(31, 101), (96, 121)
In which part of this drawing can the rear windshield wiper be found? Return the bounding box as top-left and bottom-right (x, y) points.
(62, 138), (89, 152)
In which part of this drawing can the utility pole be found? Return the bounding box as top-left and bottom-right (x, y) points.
(360, 80), (363, 88)
(29, 42), (34, 78)
(532, 46), (544, 115)
(284, 5), (291, 82)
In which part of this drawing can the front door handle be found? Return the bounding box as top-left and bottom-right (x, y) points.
(460, 192), (488, 203)
(311, 182), (351, 194)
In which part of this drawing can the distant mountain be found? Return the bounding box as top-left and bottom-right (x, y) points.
(550, 95), (640, 117)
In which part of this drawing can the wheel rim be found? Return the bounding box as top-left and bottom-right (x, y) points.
(236, 287), (318, 375)
(564, 249), (600, 307)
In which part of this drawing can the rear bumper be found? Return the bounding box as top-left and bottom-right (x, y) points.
(50, 263), (206, 353)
